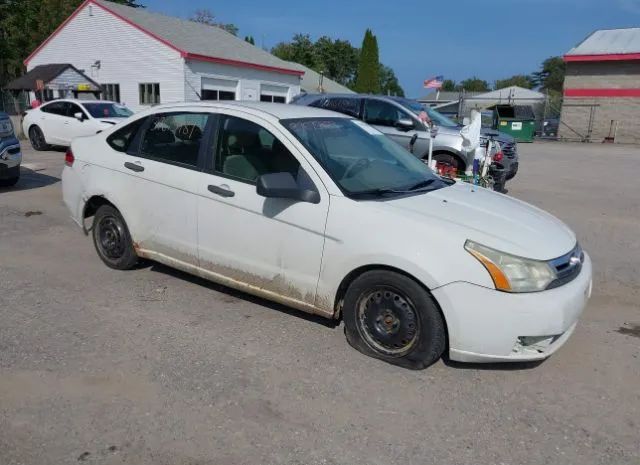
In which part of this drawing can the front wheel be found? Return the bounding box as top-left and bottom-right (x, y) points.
(92, 205), (138, 270)
(343, 270), (446, 370)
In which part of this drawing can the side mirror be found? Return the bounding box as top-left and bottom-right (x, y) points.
(74, 112), (85, 122)
(395, 118), (415, 132)
(256, 172), (320, 204)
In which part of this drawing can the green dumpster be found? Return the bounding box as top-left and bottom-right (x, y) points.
(492, 105), (536, 143)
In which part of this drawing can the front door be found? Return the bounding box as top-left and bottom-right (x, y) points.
(197, 112), (329, 309)
(363, 98), (429, 156)
(60, 102), (91, 145)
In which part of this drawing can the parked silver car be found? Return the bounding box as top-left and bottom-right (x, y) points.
(293, 94), (519, 183)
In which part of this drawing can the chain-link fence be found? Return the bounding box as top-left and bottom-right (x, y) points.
(0, 89), (29, 115)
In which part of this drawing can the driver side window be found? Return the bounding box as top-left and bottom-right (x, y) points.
(363, 99), (406, 127)
(214, 115), (301, 184)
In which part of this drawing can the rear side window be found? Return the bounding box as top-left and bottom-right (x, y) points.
(107, 117), (147, 152)
(40, 102), (66, 116)
(323, 98), (361, 118)
(139, 113), (210, 169)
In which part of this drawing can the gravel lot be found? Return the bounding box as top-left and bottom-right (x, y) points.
(1, 142), (639, 465)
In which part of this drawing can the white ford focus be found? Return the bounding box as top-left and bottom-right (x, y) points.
(62, 102), (592, 369)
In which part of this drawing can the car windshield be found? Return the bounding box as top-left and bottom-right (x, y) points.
(281, 117), (449, 198)
(392, 97), (459, 128)
(82, 103), (133, 119)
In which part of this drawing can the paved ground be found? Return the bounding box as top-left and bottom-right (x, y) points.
(1, 142), (639, 465)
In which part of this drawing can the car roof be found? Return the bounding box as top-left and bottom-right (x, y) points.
(41, 99), (118, 105)
(150, 101), (349, 121)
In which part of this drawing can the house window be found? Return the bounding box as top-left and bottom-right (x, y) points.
(201, 89), (236, 101)
(102, 83), (121, 102)
(260, 84), (288, 104)
(201, 77), (237, 101)
(139, 83), (160, 105)
(260, 95), (286, 103)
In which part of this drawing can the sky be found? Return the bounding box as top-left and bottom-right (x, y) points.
(142, 0), (640, 97)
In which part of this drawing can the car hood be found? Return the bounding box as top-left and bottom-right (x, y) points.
(378, 182), (576, 260)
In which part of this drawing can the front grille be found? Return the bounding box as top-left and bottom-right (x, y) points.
(502, 142), (517, 159)
(546, 244), (584, 290)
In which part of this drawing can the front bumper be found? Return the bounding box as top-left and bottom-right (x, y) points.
(432, 252), (592, 363)
(0, 142), (21, 179)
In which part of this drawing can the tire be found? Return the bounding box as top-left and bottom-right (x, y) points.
(92, 205), (138, 270)
(0, 176), (19, 187)
(430, 153), (464, 175)
(29, 125), (50, 151)
(343, 270), (446, 370)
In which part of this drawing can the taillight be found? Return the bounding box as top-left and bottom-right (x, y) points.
(65, 148), (75, 167)
(494, 151), (504, 163)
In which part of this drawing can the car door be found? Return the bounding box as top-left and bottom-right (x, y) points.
(38, 101), (67, 145)
(363, 99), (429, 156)
(197, 111), (330, 309)
(111, 111), (211, 264)
(61, 102), (91, 145)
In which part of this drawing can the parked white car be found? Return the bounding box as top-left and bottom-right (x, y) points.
(62, 102), (592, 369)
(22, 99), (133, 150)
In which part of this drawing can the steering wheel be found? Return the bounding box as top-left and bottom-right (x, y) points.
(342, 158), (371, 179)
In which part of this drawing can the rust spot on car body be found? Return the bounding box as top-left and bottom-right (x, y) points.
(133, 241), (336, 319)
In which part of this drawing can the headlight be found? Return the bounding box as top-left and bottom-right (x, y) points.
(465, 240), (557, 293)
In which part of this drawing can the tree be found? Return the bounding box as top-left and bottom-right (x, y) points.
(441, 79), (457, 92)
(271, 33), (315, 68)
(494, 74), (534, 90)
(354, 29), (380, 94)
(532, 56), (566, 92)
(458, 77), (490, 92)
(313, 36), (359, 86)
(244, 36), (255, 45)
(189, 8), (238, 36)
(379, 64), (404, 96)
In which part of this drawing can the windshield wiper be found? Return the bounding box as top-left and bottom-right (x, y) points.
(404, 179), (437, 191)
(349, 180), (439, 198)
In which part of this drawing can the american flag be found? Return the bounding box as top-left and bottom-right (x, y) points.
(424, 76), (444, 89)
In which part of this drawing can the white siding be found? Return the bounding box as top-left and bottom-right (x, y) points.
(27, 2), (185, 112)
(48, 67), (100, 91)
(184, 60), (301, 104)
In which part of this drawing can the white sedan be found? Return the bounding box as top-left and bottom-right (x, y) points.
(22, 99), (133, 150)
(61, 102), (592, 369)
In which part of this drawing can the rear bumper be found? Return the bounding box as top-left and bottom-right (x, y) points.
(432, 253), (592, 363)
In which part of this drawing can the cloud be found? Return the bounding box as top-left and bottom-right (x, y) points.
(619, 0), (640, 13)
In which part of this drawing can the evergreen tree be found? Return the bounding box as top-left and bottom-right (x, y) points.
(354, 29), (381, 94)
(244, 36), (255, 45)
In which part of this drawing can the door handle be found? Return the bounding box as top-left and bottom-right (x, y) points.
(208, 184), (235, 198)
(124, 161), (144, 172)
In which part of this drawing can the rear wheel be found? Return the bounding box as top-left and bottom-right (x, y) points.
(343, 270), (446, 370)
(29, 126), (50, 151)
(92, 205), (138, 270)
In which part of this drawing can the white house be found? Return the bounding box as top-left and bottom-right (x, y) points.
(24, 0), (305, 111)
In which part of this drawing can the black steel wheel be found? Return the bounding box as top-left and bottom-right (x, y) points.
(29, 126), (50, 151)
(357, 287), (420, 357)
(343, 270), (446, 370)
(92, 204), (138, 270)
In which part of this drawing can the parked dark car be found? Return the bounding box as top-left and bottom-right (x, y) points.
(542, 118), (560, 138)
(0, 112), (21, 187)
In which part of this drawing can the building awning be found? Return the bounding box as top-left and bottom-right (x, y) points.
(5, 63), (101, 91)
